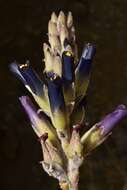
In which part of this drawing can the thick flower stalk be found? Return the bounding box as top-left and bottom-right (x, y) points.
(10, 11), (127, 190)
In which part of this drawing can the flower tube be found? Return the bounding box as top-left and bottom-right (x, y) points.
(47, 75), (70, 153)
(75, 43), (96, 104)
(19, 96), (58, 147)
(81, 104), (127, 156)
(47, 76), (68, 131)
(10, 61), (50, 115)
(62, 51), (75, 110)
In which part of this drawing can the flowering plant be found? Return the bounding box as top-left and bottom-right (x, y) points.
(10, 11), (127, 190)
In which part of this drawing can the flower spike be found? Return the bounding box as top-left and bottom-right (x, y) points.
(10, 11), (127, 190)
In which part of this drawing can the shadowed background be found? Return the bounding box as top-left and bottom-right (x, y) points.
(0, 0), (127, 189)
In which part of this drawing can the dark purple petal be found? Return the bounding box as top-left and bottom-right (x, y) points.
(47, 77), (65, 113)
(75, 43), (96, 78)
(19, 96), (50, 127)
(10, 61), (44, 95)
(75, 43), (96, 103)
(96, 104), (127, 136)
(19, 96), (59, 146)
(62, 51), (74, 82)
(19, 96), (40, 127)
(47, 76), (68, 131)
(10, 61), (26, 84)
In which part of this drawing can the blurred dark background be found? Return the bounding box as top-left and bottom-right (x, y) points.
(1, 0), (127, 189)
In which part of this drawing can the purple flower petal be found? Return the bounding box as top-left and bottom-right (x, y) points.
(75, 43), (96, 103)
(10, 61), (44, 95)
(96, 104), (127, 136)
(47, 77), (65, 113)
(47, 76), (68, 132)
(19, 96), (39, 127)
(62, 51), (74, 82)
(81, 104), (127, 155)
(19, 96), (57, 140)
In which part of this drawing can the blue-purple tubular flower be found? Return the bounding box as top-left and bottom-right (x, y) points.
(19, 96), (58, 145)
(47, 77), (65, 113)
(96, 104), (127, 136)
(10, 61), (44, 95)
(19, 96), (44, 127)
(10, 61), (51, 115)
(61, 51), (75, 107)
(62, 51), (74, 82)
(75, 44), (96, 76)
(81, 104), (127, 155)
(75, 43), (96, 103)
(47, 76), (68, 131)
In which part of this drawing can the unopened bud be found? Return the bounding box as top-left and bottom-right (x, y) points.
(67, 11), (73, 28)
(53, 55), (62, 77)
(68, 129), (83, 158)
(60, 26), (69, 48)
(49, 35), (61, 54)
(48, 20), (58, 36)
(43, 43), (53, 73)
(57, 11), (66, 33)
(51, 12), (57, 23)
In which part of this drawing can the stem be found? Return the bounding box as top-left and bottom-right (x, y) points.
(59, 181), (70, 190)
(68, 169), (79, 190)
(67, 158), (81, 190)
(59, 173), (79, 190)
